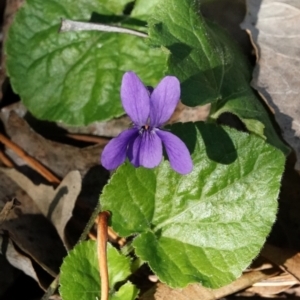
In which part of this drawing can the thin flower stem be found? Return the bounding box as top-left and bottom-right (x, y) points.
(120, 242), (134, 256)
(97, 211), (110, 300)
(40, 276), (60, 300)
(79, 201), (101, 241)
(0, 133), (60, 184)
(60, 19), (148, 38)
(42, 203), (102, 299)
(131, 257), (144, 274)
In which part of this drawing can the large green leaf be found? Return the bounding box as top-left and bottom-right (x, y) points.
(5, 0), (166, 125)
(130, 0), (160, 21)
(148, 0), (289, 154)
(59, 241), (138, 300)
(101, 122), (285, 288)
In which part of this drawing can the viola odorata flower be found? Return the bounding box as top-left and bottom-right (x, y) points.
(101, 71), (193, 175)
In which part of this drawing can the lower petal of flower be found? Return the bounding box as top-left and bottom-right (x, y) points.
(128, 135), (142, 167)
(131, 131), (163, 168)
(101, 128), (139, 170)
(156, 130), (193, 175)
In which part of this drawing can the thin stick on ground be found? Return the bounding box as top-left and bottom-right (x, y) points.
(97, 211), (110, 300)
(0, 149), (14, 167)
(95, 215), (127, 247)
(66, 133), (110, 145)
(107, 227), (126, 247)
(0, 133), (60, 184)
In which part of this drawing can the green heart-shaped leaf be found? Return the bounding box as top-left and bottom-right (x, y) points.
(59, 241), (138, 300)
(101, 122), (285, 288)
(148, 0), (289, 154)
(5, 0), (166, 125)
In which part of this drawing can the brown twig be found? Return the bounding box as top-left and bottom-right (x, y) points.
(95, 216), (126, 247)
(0, 149), (14, 167)
(97, 211), (110, 300)
(66, 133), (109, 145)
(88, 232), (97, 241)
(0, 133), (60, 184)
(107, 227), (126, 247)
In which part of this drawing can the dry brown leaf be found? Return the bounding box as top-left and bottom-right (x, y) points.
(0, 249), (17, 297)
(141, 269), (280, 300)
(241, 0), (300, 170)
(0, 198), (17, 225)
(0, 235), (54, 290)
(0, 188), (67, 277)
(0, 168), (81, 249)
(1, 101), (131, 137)
(0, 109), (105, 178)
(261, 243), (300, 282)
(168, 102), (210, 124)
(0, 106), (109, 246)
(245, 272), (298, 297)
(0, 169), (19, 211)
(0, 236), (40, 286)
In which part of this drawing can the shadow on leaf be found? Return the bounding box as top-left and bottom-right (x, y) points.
(197, 123), (237, 164)
(171, 122), (237, 165)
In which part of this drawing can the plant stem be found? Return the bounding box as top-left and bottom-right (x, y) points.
(41, 202), (102, 299)
(41, 276), (60, 300)
(79, 200), (102, 241)
(97, 211), (110, 300)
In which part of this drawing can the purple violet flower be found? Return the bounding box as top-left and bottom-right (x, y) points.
(101, 71), (193, 175)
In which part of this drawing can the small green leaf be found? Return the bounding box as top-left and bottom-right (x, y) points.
(148, 0), (289, 154)
(111, 282), (139, 300)
(59, 241), (138, 300)
(101, 122), (285, 288)
(5, 0), (166, 125)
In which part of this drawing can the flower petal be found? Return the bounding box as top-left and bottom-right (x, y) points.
(130, 131), (163, 168)
(156, 130), (193, 175)
(150, 76), (180, 127)
(128, 134), (142, 167)
(101, 128), (139, 170)
(121, 71), (150, 126)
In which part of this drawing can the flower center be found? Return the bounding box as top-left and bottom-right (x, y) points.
(139, 124), (154, 135)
